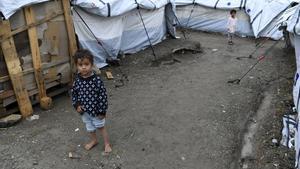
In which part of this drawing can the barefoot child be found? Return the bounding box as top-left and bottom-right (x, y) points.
(227, 9), (237, 45)
(71, 49), (112, 153)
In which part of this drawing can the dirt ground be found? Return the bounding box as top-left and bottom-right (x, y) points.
(0, 30), (296, 169)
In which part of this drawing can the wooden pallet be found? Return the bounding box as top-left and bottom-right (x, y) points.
(0, 0), (77, 117)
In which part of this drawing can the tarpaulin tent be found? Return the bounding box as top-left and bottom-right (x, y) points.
(175, 0), (299, 40)
(71, 0), (176, 68)
(0, 0), (49, 19)
(175, 4), (253, 37)
(286, 3), (300, 168)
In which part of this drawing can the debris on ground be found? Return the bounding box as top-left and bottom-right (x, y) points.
(106, 71), (114, 80)
(162, 58), (182, 65)
(280, 114), (296, 148)
(172, 45), (202, 54)
(68, 152), (81, 159)
(115, 79), (125, 88)
(272, 138), (278, 145)
(26, 115), (40, 121)
(0, 114), (22, 128)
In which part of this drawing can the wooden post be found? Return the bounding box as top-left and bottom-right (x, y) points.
(62, 0), (77, 77)
(0, 21), (33, 117)
(24, 7), (52, 110)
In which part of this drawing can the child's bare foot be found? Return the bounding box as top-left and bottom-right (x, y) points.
(104, 144), (112, 153)
(84, 140), (98, 150)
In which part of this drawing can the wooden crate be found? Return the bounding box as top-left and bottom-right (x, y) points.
(0, 0), (77, 117)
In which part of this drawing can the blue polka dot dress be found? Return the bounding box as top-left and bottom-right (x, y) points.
(71, 72), (108, 117)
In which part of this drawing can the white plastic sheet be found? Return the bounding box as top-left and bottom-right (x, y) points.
(72, 7), (170, 68)
(281, 115), (297, 148)
(287, 4), (300, 35)
(175, 0), (245, 9)
(71, 0), (175, 17)
(175, 0), (300, 39)
(0, 0), (49, 19)
(176, 5), (253, 37)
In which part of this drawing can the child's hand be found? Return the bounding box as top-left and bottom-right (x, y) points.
(76, 106), (83, 113)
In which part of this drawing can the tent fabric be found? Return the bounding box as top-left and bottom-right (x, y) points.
(0, 0), (49, 19)
(287, 4), (300, 35)
(259, 5), (299, 40)
(245, 0), (294, 37)
(176, 5), (253, 37)
(175, 0), (300, 39)
(287, 5), (300, 168)
(292, 34), (300, 169)
(72, 6), (173, 68)
(175, 0), (246, 9)
(71, 0), (175, 17)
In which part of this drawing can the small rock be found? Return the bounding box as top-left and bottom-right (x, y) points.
(212, 49), (218, 52)
(181, 156), (186, 161)
(242, 163), (248, 169)
(26, 115), (39, 121)
(33, 160), (38, 165)
(74, 128), (79, 132)
(250, 118), (257, 123)
(222, 110), (226, 113)
(68, 152), (81, 159)
(272, 139), (278, 144)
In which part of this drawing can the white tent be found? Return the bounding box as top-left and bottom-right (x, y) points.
(175, 4), (253, 37)
(175, 0), (299, 40)
(0, 0), (49, 19)
(286, 3), (300, 169)
(72, 0), (176, 68)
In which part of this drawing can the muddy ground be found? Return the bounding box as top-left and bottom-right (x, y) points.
(0, 30), (296, 169)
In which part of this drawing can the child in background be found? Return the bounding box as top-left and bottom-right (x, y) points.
(227, 9), (237, 45)
(71, 49), (112, 154)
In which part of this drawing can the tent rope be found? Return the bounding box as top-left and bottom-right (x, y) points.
(73, 7), (111, 57)
(135, 1), (157, 61)
(73, 7), (128, 86)
(228, 40), (280, 84)
(236, 22), (282, 60)
(185, 0), (196, 29)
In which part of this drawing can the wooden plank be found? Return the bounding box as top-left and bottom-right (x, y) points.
(0, 90), (14, 99)
(0, 21), (33, 117)
(24, 7), (48, 100)
(0, 11), (64, 43)
(0, 57), (69, 83)
(3, 86), (68, 115)
(106, 71), (114, 80)
(62, 0), (77, 77)
(3, 81), (60, 107)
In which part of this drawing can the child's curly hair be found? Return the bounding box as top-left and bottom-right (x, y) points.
(230, 9), (237, 15)
(73, 49), (94, 65)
